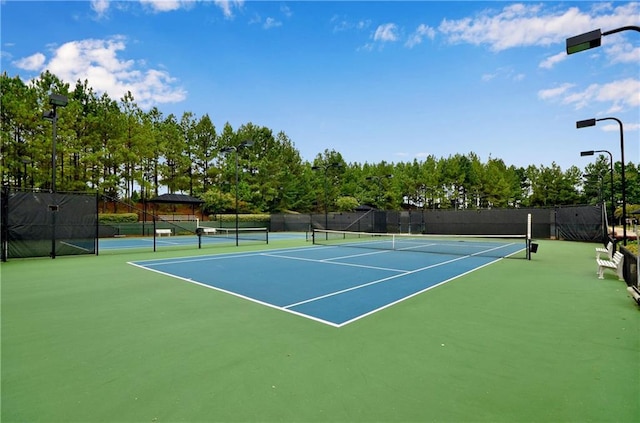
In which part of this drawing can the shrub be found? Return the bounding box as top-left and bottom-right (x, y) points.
(208, 214), (270, 223)
(624, 241), (638, 255)
(99, 213), (138, 223)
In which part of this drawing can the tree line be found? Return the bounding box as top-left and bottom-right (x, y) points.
(1, 71), (638, 217)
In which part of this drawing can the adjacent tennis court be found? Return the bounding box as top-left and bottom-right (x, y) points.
(97, 229), (302, 251)
(130, 231), (527, 326)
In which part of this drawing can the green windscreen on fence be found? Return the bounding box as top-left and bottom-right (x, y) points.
(1, 188), (98, 260)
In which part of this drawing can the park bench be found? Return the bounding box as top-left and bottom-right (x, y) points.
(597, 251), (624, 280)
(155, 229), (172, 236)
(595, 241), (614, 260)
(198, 227), (217, 235)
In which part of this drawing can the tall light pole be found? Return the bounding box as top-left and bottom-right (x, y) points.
(43, 93), (68, 193)
(142, 171), (152, 236)
(567, 25), (638, 246)
(43, 93), (68, 259)
(577, 118), (627, 245)
(221, 140), (254, 246)
(21, 157), (31, 189)
(566, 26), (640, 55)
(580, 150), (614, 230)
(312, 162), (342, 232)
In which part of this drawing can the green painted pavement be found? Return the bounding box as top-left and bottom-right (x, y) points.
(1, 239), (638, 422)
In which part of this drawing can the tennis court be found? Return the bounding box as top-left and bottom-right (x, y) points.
(97, 230), (303, 251)
(130, 232), (527, 326)
(2, 236), (639, 422)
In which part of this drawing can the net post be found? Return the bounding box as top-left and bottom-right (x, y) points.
(95, 191), (99, 256)
(1, 186), (8, 262)
(153, 215), (157, 252)
(527, 213), (532, 260)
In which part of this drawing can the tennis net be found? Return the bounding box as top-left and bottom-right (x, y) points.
(312, 229), (529, 259)
(196, 227), (269, 247)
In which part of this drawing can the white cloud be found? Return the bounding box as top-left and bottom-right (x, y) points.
(539, 78), (640, 111)
(357, 43), (374, 52)
(481, 66), (525, 82)
(15, 37), (186, 109)
(330, 15), (371, 33)
(603, 35), (640, 64)
(213, 0), (244, 19)
(139, 0), (190, 13)
(13, 53), (46, 71)
(598, 121), (640, 134)
(264, 17), (282, 30)
(373, 23), (399, 43)
(280, 4), (292, 18)
(91, 0), (110, 17)
(481, 72), (497, 82)
(139, 0), (183, 12)
(539, 51), (567, 69)
(596, 78), (640, 108)
(537, 83), (574, 100)
(136, 0), (243, 17)
(438, 2), (640, 52)
(405, 24), (436, 48)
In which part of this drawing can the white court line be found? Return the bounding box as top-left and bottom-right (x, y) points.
(283, 254), (470, 309)
(129, 245), (332, 267)
(336, 255), (504, 327)
(129, 243), (522, 328)
(260, 251), (408, 273)
(127, 261), (343, 328)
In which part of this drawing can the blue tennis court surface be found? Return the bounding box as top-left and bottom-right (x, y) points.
(130, 242), (524, 327)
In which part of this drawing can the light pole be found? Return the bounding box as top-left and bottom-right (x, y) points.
(142, 171), (152, 236)
(566, 26), (640, 55)
(43, 93), (68, 259)
(312, 162), (342, 231)
(221, 140), (254, 246)
(580, 150), (614, 230)
(43, 93), (68, 193)
(567, 25), (638, 246)
(21, 157), (31, 189)
(577, 118), (627, 245)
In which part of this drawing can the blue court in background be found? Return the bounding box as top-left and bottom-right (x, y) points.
(98, 232), (304, 251)
(129, 241), (524, 327)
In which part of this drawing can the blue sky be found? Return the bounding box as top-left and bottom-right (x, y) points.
(1, 1), (638, 171)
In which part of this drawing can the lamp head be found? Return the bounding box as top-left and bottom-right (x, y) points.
(580, 150), (595, 156)
(566, 29), (602, 55)
(42, 110), (55, 121)
(576, 118), (597, 129)
(49, 93), (68, 107)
